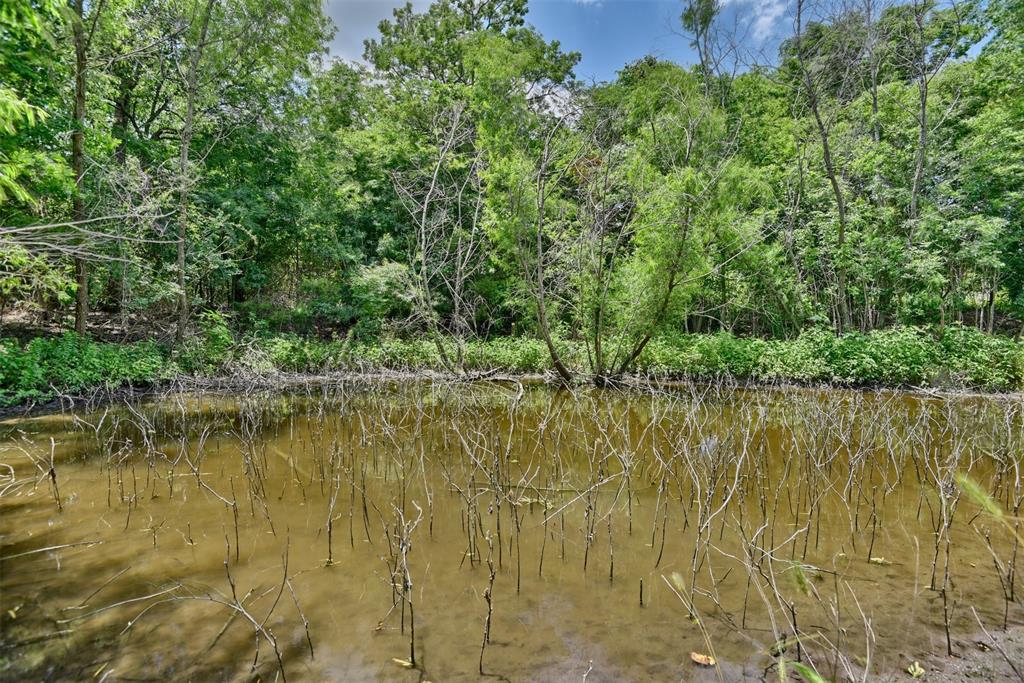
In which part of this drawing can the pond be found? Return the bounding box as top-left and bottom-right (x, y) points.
(1, 381), (1021, 681)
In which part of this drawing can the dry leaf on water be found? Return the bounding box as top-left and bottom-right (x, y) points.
(690, 652), (717, 666)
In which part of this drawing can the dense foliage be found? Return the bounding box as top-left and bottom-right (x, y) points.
(0, 333), (170, 405)
(1, 324), (1020, 405)
(1, 0), (1021, 390)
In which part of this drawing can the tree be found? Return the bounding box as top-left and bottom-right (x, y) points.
(783, 0), (869, 332)
(161, 0), (330, 342)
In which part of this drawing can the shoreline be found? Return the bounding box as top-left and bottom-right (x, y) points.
(877, 624), (1024, 683)
(2, 367), (1021, 421)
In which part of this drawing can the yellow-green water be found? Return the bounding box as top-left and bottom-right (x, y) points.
(1, 381), (1021, 681)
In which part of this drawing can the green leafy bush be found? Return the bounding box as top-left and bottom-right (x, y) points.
(0, 333), (172, 406)
(464, 337), (552, 372)
(303, 278), (357, 331)
(938, 324), (1021, 391)
(756, 328), (834, 382)
(1, 324), (1019, 409)
(177, 311), (235, 374)
(260, 334), (349, 372)
(348, 262), (414, 338)
(638, 326), (1021, 389)
(236, 301), (313, 335)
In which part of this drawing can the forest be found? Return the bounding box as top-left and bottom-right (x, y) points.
(1, 0), (1022, 400)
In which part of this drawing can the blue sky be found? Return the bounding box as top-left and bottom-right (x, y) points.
(323, 0), (793, 83)
(528, 1), (695, 83)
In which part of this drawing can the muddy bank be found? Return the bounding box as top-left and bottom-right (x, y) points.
(878, 625), (1024, 682)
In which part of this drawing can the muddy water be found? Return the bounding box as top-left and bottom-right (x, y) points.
(1, 382), (1021, 682)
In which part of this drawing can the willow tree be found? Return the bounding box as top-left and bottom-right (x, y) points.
(577, 60), (768, 382)
(485, 58), (767, 384)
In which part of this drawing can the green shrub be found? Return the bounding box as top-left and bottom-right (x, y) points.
(0, 333), (172, 406)
(863, 326), (935, 385)
(464, 337), (552, 372)
(938, 324), (1021, 391)
(638, 326), (1021, 390)
(254, 334), (350, 372)
(349, 262), (414, 338)
(177, 311), (235, 374)
(753, 328), (833, 382)
(301, 278), (357, 330)
(236, 301), (313, 334)
(2, 324), (1019, 409)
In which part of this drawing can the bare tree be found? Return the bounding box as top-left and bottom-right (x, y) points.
(392, 103), (487, 371)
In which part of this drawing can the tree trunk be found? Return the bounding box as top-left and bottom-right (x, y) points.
(176, 0), (217, 345)
(72, 0), (88, 335)
(987, 283), (996, 334)
(532, 205), (573, 383)
(112, 73), (131, 164)
(910, 76), (927, 221)
(809, 98), (852, 334)
(909, 1), (930, 224)
(794, 0), (852, 334)
(528, 125), (574, 384)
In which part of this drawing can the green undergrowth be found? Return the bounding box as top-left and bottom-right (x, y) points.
(257, 325), (1023, 391)
(1, 323), (1021, 406)
(0, 334), (174, 406)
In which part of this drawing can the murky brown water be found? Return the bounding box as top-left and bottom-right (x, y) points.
(1, 381), (1021, 682)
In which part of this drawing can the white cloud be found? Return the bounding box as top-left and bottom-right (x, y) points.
(322, 0), (431, 63)
(720, 0), (789, 42)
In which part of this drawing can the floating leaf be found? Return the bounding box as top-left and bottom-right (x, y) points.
(907, 660), (925, 678)
(690, 652), (716, 666)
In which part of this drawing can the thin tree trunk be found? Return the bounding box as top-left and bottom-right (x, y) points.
(796, 0), (851, 333)
(530, 126), (574, 384)
(112, 74), (131, 164)
(910, 78), (927, 221)
(176, 0), (217, 345)
(534, 219), (573, 383)
(987, 282), (996, 334)
(810, 100), (851, 333)
(72, 0), (88, 335)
